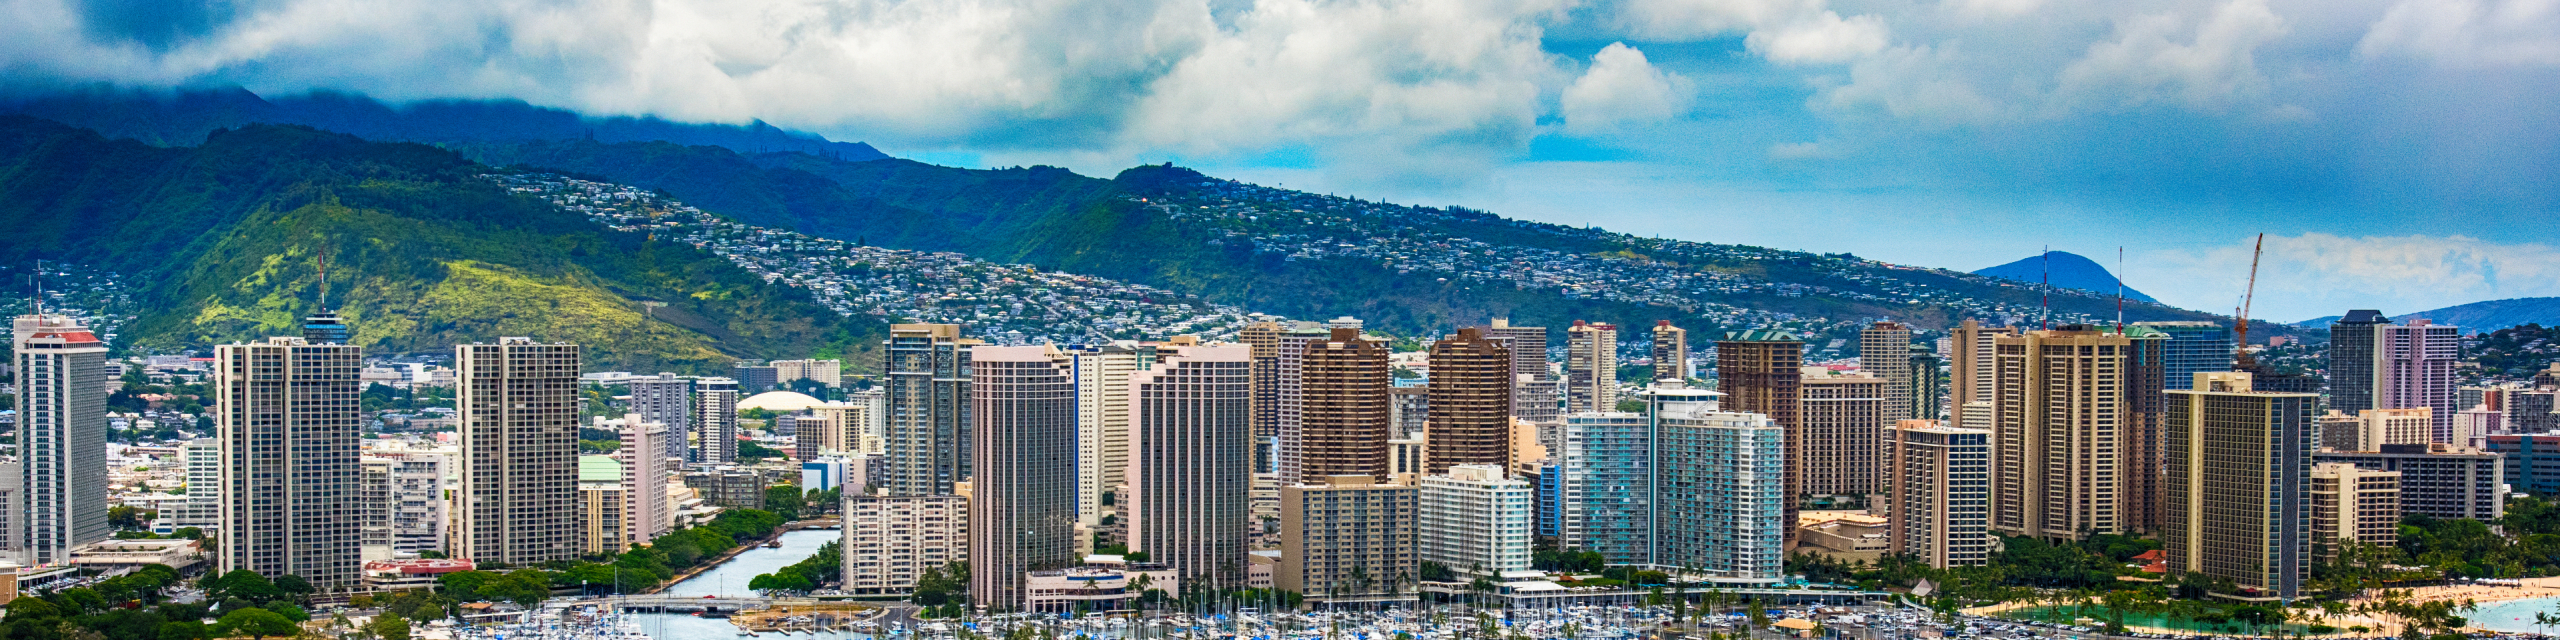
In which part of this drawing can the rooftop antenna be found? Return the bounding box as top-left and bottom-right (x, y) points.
(2040, 246), (2051, 330)
(315, 241), (332, 313)
(2115, 246), (2125, 333)
(2234, 233), (2265, 368)
(30, 259), (43, 316)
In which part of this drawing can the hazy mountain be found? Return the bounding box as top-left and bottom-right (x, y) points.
(2299, 298), (2560, 332)
(0, 86), (889, 160)
(1973, 251), (2158, 303)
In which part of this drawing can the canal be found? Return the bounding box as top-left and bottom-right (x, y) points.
(631, 528), (839, 639)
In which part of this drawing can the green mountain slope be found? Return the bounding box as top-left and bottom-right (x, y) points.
(461, 140), (2249, 347)
(0, 116), (878, 372)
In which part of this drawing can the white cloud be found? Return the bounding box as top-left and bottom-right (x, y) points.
(2050, 0), (2291, 113)
(2357, 0), (2560, 67)
(2142, 233), (2560, 322)
(1560, 43), (1690, 135)
(1611, 0), (1890, 64)
(1818, 44), (2006, 125)
(1745, 11), (1889, 63)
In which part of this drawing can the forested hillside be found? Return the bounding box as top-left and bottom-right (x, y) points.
(0, 116), (879, 372)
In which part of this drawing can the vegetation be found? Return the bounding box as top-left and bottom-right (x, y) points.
(911, 561), (970, 606)
(2469, 323), (2559, 381)
(0, 116), (882, 370)
(749, 541), (842, 594)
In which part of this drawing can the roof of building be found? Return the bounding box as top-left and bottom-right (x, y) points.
(737, 391), (826, 412)
(1722, 329), (1802, 342)
(580, 455), (622, 483)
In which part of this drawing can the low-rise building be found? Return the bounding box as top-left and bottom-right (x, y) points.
(842, 495), (968, 596)
(68, 539), (204, 571)
(581, 455), (628, 555)
(1279, 476), (1417, 604)
(684, 467), (769, 508)
(1797, 512), (1890, 556)
(363, 558), (477, 591)
(1417, 465), (1532, 576)
(1021, 565), (1179, 613)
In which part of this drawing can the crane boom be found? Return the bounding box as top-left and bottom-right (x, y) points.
(2235, 233), (2264, 364)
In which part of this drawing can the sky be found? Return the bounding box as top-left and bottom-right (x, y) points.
(5, 0), (2557, 322)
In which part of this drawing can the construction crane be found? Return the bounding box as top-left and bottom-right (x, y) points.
(2233, 233), (2265, 367)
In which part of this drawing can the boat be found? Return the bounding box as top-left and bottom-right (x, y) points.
(766, 539), (785, 548)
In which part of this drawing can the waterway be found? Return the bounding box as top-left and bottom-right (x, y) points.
(2456, 596), (2560, 634)
(631, 528), (840, 640)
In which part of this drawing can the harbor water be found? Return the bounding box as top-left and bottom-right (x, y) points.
(631, 528), (842, 640)
(2458, 596), (2560, 634)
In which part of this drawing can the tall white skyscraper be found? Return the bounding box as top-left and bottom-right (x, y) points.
(216, 336), (363, 586)
(613, 414), (673, 543)
(1565, 321), (1619, 413)
(628, 374), (693, 464)
(693, 377), (741, 464)
(13, 314), (109, 566)
(1065, 343), (1139, 526)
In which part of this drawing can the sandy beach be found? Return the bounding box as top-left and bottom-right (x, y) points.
(1960, 579), (2560, 637)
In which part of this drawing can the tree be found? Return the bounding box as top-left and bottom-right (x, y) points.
(264, 601), (312, 622)
(765, 485), (807, 520)
(274, 574), (316, 600)
(217, 608), (301, 640)
(368, 613), (414, 640)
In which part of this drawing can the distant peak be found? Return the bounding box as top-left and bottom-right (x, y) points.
(1971, 251), (2157, 304)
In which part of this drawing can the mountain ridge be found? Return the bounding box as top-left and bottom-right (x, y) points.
(2297, 297), (2560, 332)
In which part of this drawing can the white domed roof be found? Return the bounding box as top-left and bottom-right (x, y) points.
(737, 391), (825, 412)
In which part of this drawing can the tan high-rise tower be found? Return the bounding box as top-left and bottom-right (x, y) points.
(1950, 320), (2017, 429)
(456, 338), (583, 566)
(1426, 328), (1513, 474)
(216, 337), (363, 587)
(1299, 328), (1392, 483)
(1565, 321), (1619, 413)
(886, 324), (981, 496)
(1861, 322), (1913, 424)
(1991, 326), (2130, 541)
(1651, 321), (1689, 383)
(1718, 330), (1803, 548)
(2164, 371), (2312, 599)
(1801, 367), (1889, 496)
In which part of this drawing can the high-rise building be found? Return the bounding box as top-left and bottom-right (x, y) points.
(1949, 320), (2016, 429)
(1063, 343), (1139, 526)
(2337, 443), (2505, 520)
(1991, 326), (2130, 541)
(770, 359), (845, 388)
(1125, 345), (1252, 587)
(612, 415), (673, 543)
(579, 455), (628, 555)
(1427, 328), (1512, 474)
(365, 448), (451, 557)
(1556, 411), (1650, 562)
(692, 377), (740, 464)
(2122, 325), (2170, 535)
(1908, 345), (1944, 421)
(1565, 321), (1619, 413)
(968, 346), (1080, 611)
(2131, 321), (2233, 391)
(1649, 384), (1785, 581)
(628, 374), (694, 465)
(215, 336), (362, 586)
(842, 495), (969, 596)
(2329, 310), (2391, 414)
(1717, 330), (1802, 548)
(1389, 387), (1430, 437)
(887, 324), (980, 496)
(1860, 322), (1914, 424)
(2323, 408), (2436, 451)
(2309, 463), (2399, 557)
(1249, 321), (1335, 481)
(12, 314), (109, 566)
(1418, 465), (1532, 576)
(1799, 368), (1888, 496)
(1278, 475), (1417, 602)
(2163, 371), (2313, 599)
(172, 440), (222, 530)
(1298, 328), (1391, 483)
(1890, 420), (1991, 568)
(2379, 321), (2463, 441)
(0, 461), (17, 558)
(1481, 318), (1557, 425)
(1651, 321), (1690, 383)
(733, 363), (781, 392)
(455, 338), (583, 566)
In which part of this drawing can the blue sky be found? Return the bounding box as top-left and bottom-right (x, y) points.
(7, 0), (2556, 322)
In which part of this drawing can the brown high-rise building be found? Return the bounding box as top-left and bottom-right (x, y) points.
(456, 338), (583, 567)
(1426, 328), (1513, 474)
(1861, 322), (1914, 424)
(968, 346), (1081, 611)
(1651, 321), (1690, 383)
(216, 337), (363, 587)
(1949, 320), (2017, 429)
(1298, 328), (1392, 483)
(1566, 321), (1619, 413)
(1126, 345), (1253, 587)
(1991, 326), (2133, 541)
(1718, 330), (1803, 548)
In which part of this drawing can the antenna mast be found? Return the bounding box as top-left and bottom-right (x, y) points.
(29, 259), (43, 316)
(2234, 233), (2264, 366)
(316, 242), (332, 313)
(2040, 246), (2051, 330)
(2116, 246), (2125, 333)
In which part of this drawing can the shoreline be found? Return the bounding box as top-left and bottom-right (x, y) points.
(1963, 579), (2560, 638)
